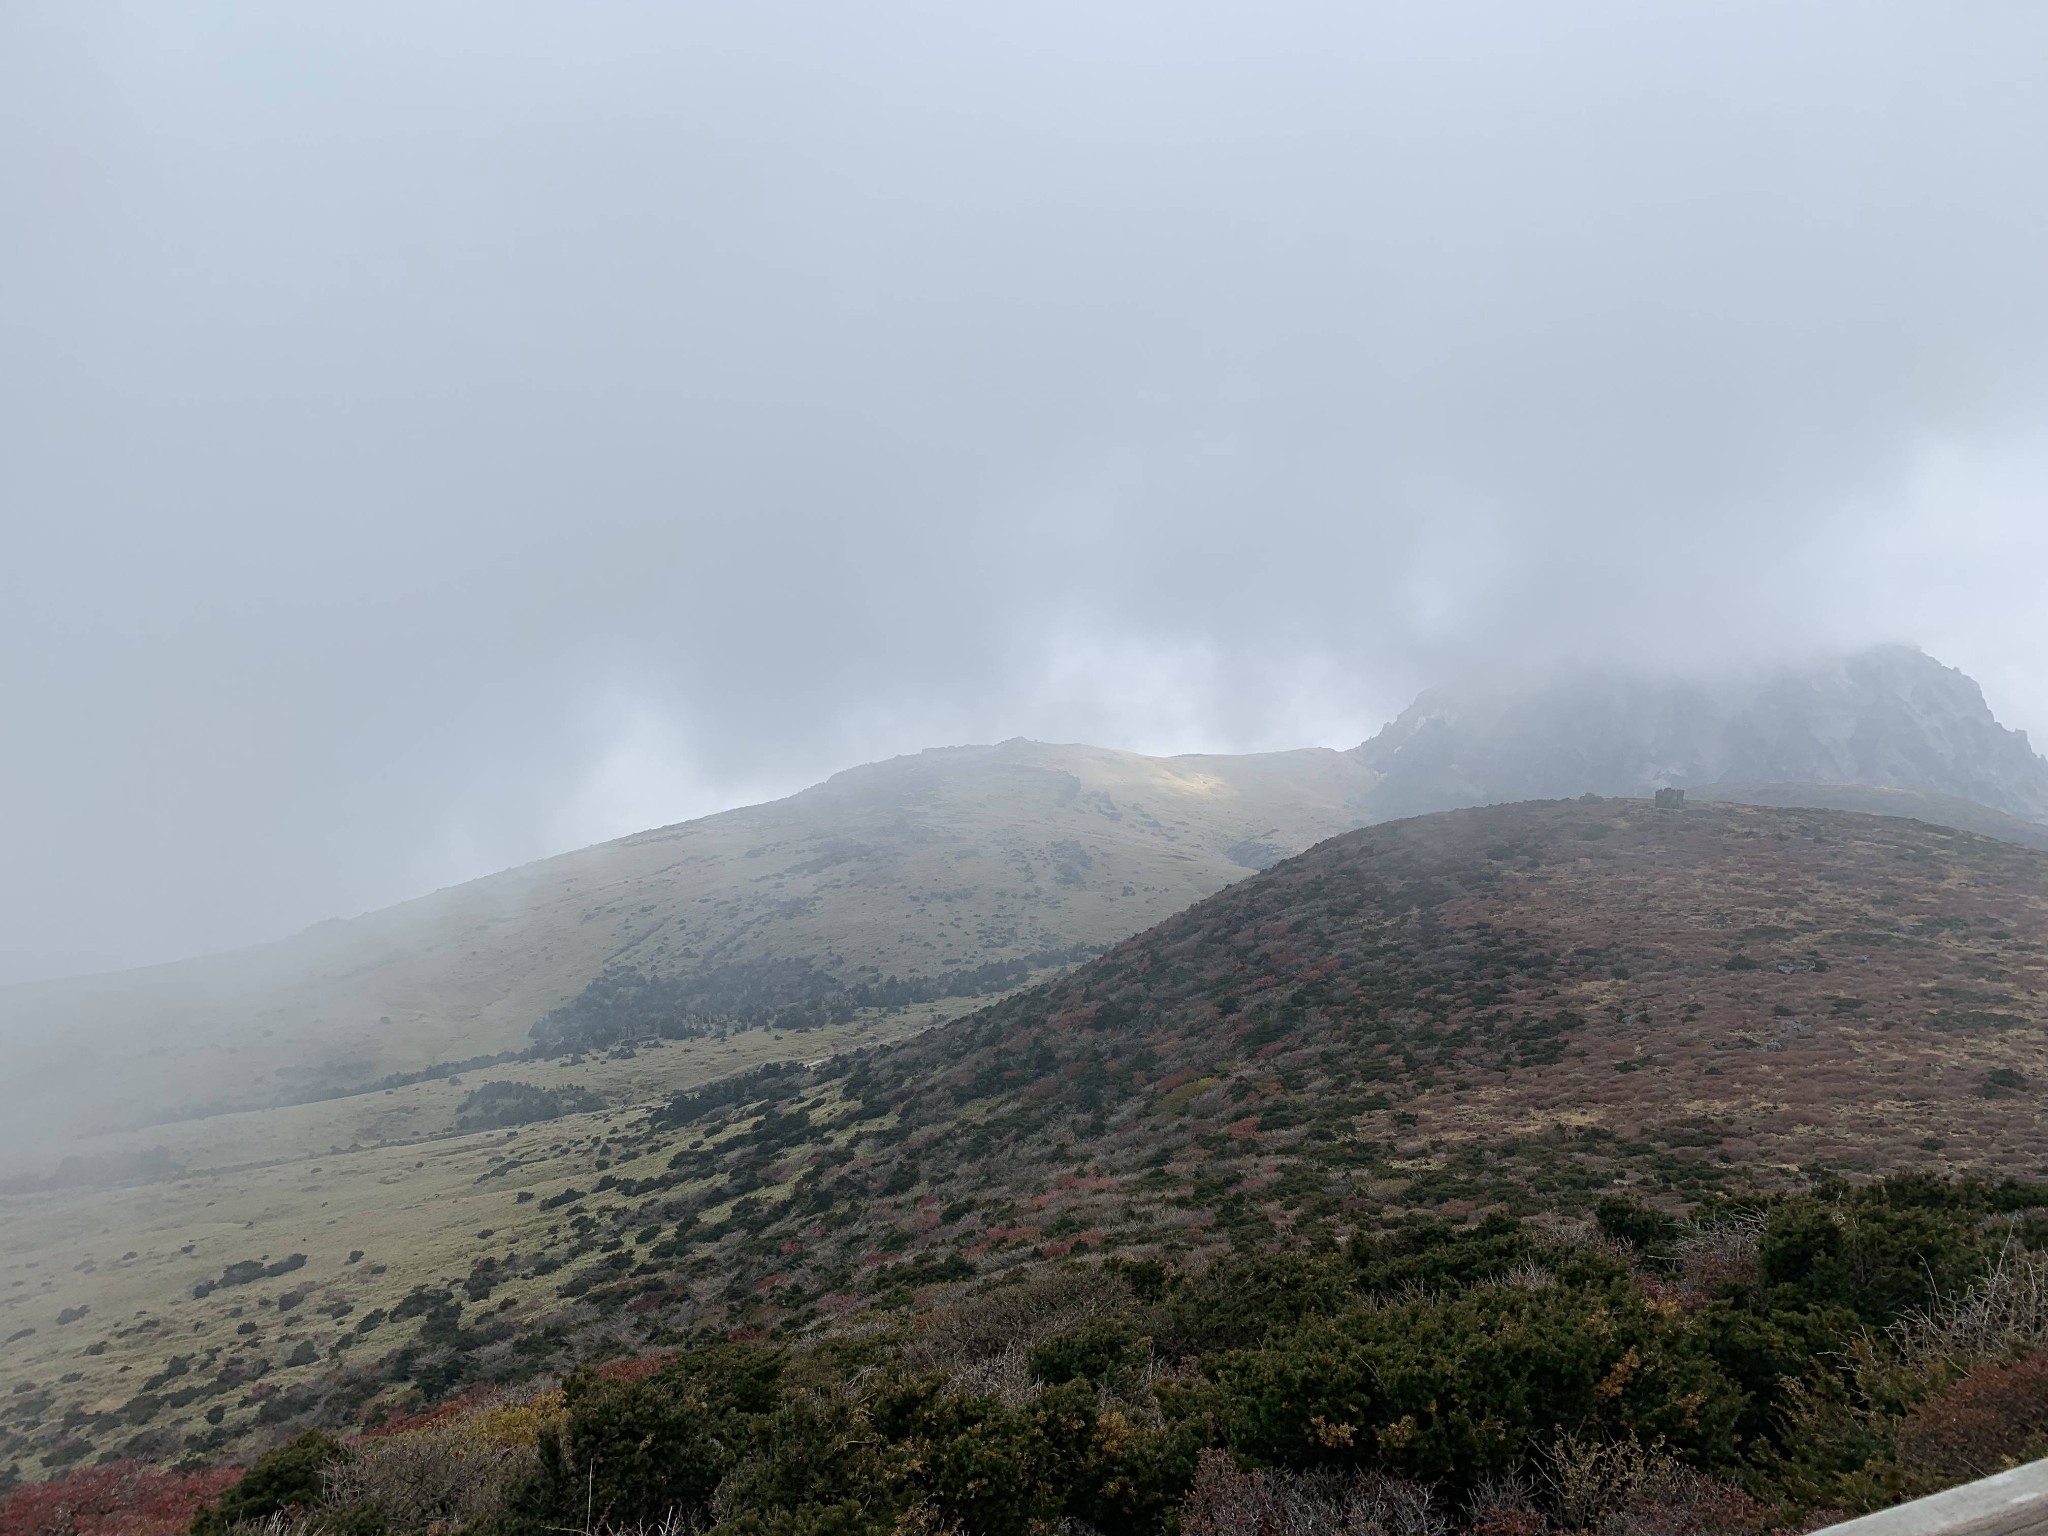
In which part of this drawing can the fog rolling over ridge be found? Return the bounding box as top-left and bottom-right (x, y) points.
(9, 2), (2048, 991)
(1360, 645), (2048, 823)
(3, 645), (2043, 1174)
(17, 6), (2048, 1518)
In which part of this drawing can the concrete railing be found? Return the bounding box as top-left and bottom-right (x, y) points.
(1811, 1462), (2048, 1536)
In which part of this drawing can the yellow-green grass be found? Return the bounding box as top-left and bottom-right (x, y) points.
(0, 740), (1374, 1167)
(0, 1001), (952, 1460)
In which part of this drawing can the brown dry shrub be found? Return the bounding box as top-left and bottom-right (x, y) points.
(1887, 1250), (2048, 1376)
(223, 1517), (325, 1536)
(1178, 1448), (1448, 1536)
(1893, 1351), (2048, 1483)
(899, 1264), (1131, 1405)
(0, 1461), (241, 1536)
(1544, 1434), (1766, 1536)
(319, 1389), (559, 1531)
(582, 1517), (697, 1536)
(592, 1352), (677, 1385)
(1464, 1467), (1545, 1536)
(1669, 1217), (1764, 1309)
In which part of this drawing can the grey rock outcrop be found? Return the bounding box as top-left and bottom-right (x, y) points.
(1351, 646), (2048, 825)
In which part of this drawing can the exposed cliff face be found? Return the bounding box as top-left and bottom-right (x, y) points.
(1353, 646), (2048, 824)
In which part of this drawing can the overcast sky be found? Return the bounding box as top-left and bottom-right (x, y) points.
(5, 1), (2048, 984)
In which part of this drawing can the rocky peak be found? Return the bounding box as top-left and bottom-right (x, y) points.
(1353, 646), (2048, 824)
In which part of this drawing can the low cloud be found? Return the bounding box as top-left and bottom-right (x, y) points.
(5, 1), (2048, 978)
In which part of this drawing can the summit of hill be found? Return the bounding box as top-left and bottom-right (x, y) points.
(1354, 645), (2048, 823)
(3, 647), (2046, 1164)
(0, 740), (1372, 1154)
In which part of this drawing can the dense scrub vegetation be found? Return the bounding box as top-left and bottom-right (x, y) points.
(16, 1177), (2039, 1533)
(454, 1083), (604, 1132)
(529, 948), (1099, 1055)
(192, 1254), (307, 1301)
(9, 801), (2048, 1532)
(0, 1459), (239, 1536)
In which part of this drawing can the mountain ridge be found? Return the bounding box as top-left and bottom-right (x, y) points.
(4, 647), (2045, 1163)
(12, 797), (2048, 1505)
(0, 739), (1374, 1156)
(1354, 645), (2048, 822)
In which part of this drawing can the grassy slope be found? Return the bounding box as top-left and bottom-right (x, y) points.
(8, 721), (2037, 1167)
(0, 1004), (958, 1475)
(0, 740), (1377, 1157)
(11, 798), (2048, 1480)
(505, 798), (2048, 1352)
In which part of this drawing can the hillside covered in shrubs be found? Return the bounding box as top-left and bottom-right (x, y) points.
(9, 798), (2048, 1533)
(25, 1178), (2048, 1534)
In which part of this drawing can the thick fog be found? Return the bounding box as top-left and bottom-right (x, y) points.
(6, 1), (2048, 982)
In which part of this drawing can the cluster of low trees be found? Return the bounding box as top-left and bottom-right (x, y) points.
(529, 949), (1099, 1056)
(453, 1082), (604, 1132)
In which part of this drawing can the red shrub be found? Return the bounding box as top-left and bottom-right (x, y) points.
(364, 1391), (480, 1439)
(593, 1352), (676, 1384)
(0, 1461), (241, 1536)
(1896, 1352), (2048, 1481)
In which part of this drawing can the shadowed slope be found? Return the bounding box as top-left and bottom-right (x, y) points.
(0, 740), (1378, 1154)
(6, 648), (2045, 1165)
(337, 798), (2048, 1365)
(795, 798), (2048, 1240)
